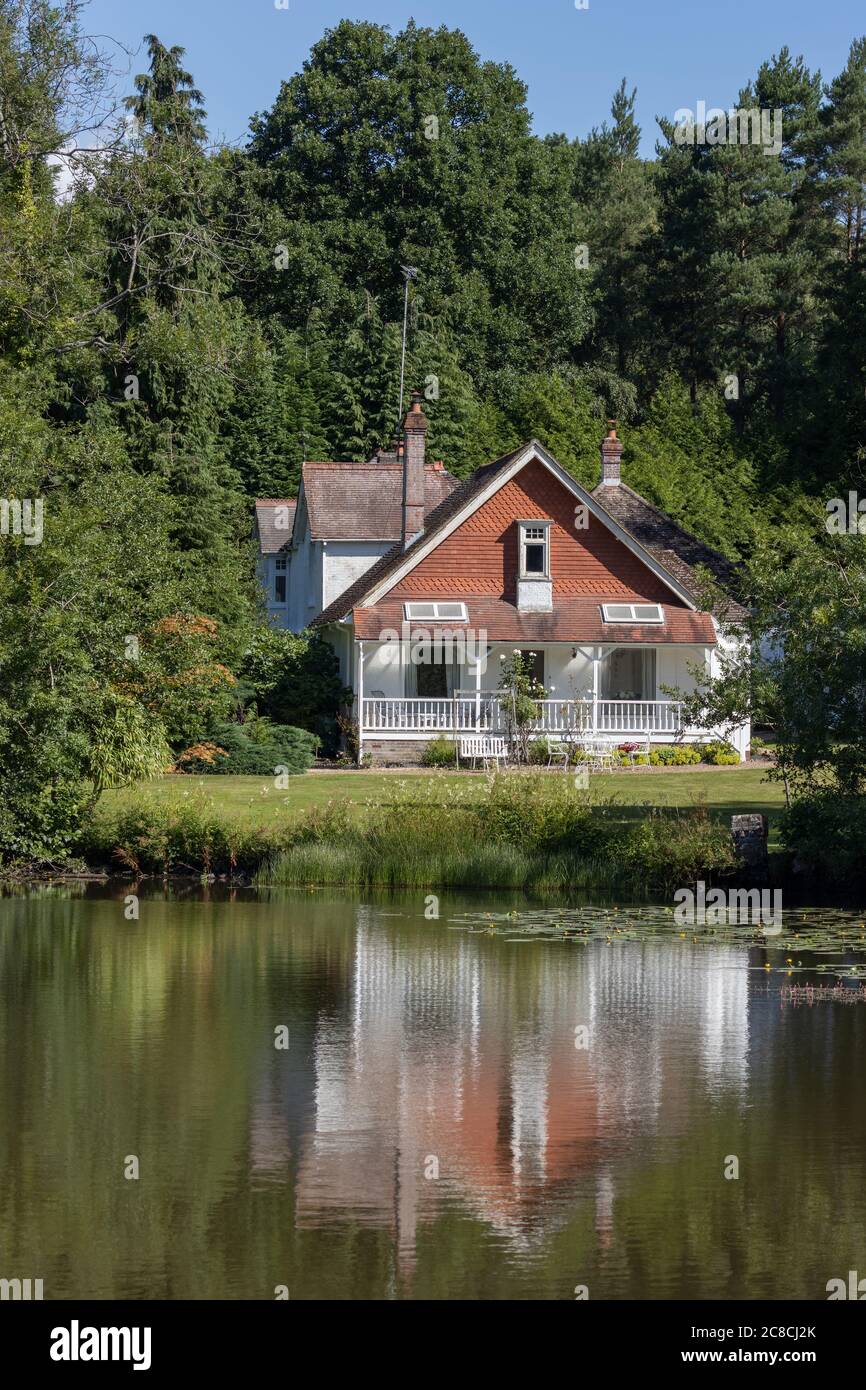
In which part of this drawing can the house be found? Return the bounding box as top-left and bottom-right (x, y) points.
(256, 394), (749, 764)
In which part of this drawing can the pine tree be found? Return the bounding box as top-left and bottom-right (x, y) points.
(123, 34), (206, 149)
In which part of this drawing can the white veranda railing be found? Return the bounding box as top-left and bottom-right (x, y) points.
(361, 696), (684, 735)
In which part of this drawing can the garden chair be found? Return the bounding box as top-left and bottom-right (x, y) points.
(546, 739), (570, 771)
(620, 736), (651, 770)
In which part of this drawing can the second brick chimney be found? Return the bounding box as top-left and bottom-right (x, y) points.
(401, 390), (428, 549)
(599, 420), (623, 486)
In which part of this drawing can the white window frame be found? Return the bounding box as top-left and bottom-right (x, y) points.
(601, 602), (664, 624)
(274, 553), (288, 605)
(518, 520), (551, 579)
(403, 601), (469, 622)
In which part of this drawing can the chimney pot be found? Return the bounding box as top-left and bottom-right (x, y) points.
(599, 418), (623, 486)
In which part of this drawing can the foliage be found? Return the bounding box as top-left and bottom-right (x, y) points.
(700, 740), (741, 766)
(82, 792), (285, 875)
(497, 651), (547, 762)
(649, 745), (697, 766)
(241, 627), (349, 751)
(5, 10), (866, 858)
(621, 804), (737, 890)
(85, 769), (736, 888)
(421, 736), (458, 768)
(177, 721), (317, 775)
(678, 518), (866, 796)
(780, 793), (866, 882)
(527, 737), (553, 765)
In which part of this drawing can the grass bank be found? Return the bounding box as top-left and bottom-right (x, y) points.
(87, 771), (742, 893)
(99, 765), (785, 840)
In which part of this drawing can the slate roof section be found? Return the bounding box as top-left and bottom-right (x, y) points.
(590, 483), (747, 620)
(352, 597), (717, 646)
(302, 461), (458, 541)
(255, 499), (297, 555)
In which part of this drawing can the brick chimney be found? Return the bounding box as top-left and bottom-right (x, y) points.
(599, 420), (623, 486)
(401, 390), (428, 548)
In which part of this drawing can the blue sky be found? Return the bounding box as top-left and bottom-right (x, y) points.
(84, 0), (861, 155)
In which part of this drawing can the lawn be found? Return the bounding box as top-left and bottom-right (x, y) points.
(101, 765), (786, 844)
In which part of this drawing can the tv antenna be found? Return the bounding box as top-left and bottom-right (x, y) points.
(397, 264), (419, 432)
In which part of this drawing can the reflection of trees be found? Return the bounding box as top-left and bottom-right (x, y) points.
(0, 888), (357, 1298)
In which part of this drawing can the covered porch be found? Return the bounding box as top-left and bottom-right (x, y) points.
(354, 637), (745, 756)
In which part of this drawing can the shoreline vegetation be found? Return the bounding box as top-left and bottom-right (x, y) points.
(2, 769), (857, 896)
(71, 769), (753, 893)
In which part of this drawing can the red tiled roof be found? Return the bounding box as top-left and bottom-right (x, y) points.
(303, 461), (458, 540)
(352, 597), (717, 645)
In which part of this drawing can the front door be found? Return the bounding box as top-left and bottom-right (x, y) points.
(518, 649), (545, 687)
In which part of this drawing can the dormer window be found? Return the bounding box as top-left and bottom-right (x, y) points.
(518, 521), (551, 578)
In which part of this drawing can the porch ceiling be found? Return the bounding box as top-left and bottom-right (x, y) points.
(352, 597), (717, 645)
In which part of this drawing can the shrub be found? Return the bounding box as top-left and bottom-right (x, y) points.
(648, 744), (702, 766)
(177, 721), (318, 775)
(781, 794), (866, 881)
(476, 771), (615, 856)
(526, 737), (552, 765)
(241, 628), (350, 753)
(80, 795), (286, 875)
(701, 740), (740, 766)
(422, 736), (458, 768)
(622, 804), (737, 890)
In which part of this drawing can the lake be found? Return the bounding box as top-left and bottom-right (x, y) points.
(1, 884), (865, 1300)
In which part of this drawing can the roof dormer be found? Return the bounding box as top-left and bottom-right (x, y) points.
(516, 519), (552, 611)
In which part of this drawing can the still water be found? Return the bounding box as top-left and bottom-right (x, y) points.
(1, 885), (865, 1301)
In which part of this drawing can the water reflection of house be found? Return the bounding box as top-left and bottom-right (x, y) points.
(279, 909), (751, 1275)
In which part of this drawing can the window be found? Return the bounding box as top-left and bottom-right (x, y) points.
(403, 601), (468, 622)
(274, 554), (287, 605)
(518, 521), (550, 578)
(601, 602), (664, 624)
(601, 648), (656, 700)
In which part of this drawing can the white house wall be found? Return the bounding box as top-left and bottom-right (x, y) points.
(279, 528), (392, 634)
(324, 543), (393, 613)
(258, 553), (291, 630)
